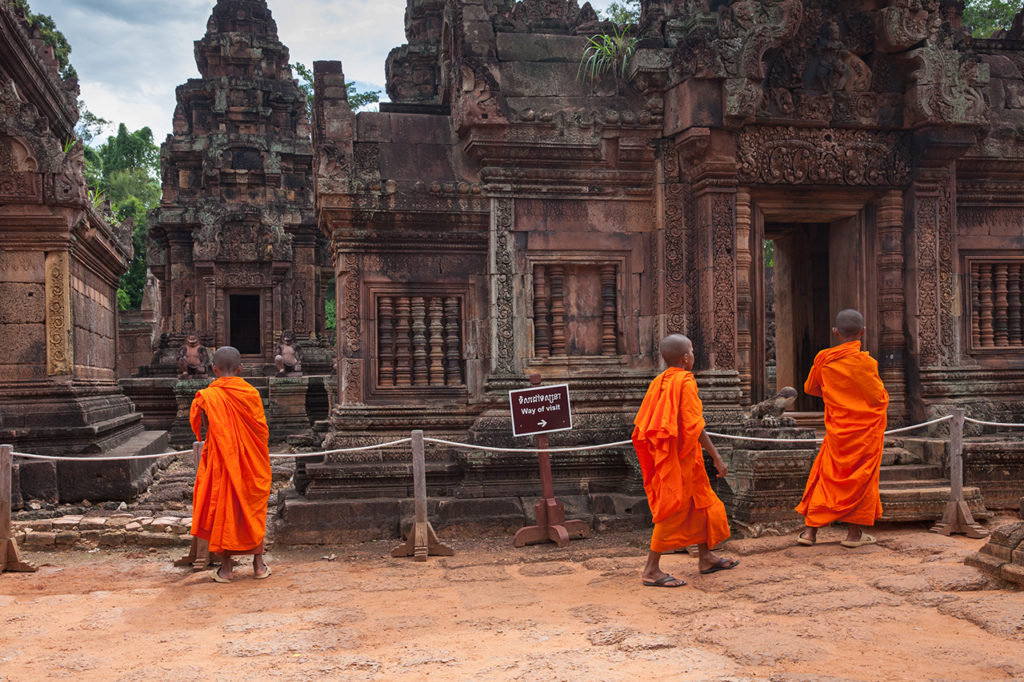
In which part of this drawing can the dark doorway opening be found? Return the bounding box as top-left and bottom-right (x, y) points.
(230, 294), (261, 355)
(765, 223), (830, 412)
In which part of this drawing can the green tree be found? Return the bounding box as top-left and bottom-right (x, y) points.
(292, 62), (381, 113)
(87, 125), (161, 310)
(962, 0), (1021, 36)
(601, 0), (640, 26)
(8, 0), (77, 80)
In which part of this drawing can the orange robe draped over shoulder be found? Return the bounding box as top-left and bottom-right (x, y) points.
(632, 367), (730, 552)
(190, 376), (272, 553)
(796, 340), (889, 527)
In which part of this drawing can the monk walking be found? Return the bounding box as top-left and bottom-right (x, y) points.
(796, 309), (889, 548)
(633, 334), (738, 587)
(190, 346), (273, 582)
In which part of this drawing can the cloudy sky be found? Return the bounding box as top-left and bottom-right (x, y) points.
(29, 0), (615, 143)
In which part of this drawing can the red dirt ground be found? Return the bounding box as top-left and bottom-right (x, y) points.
(1, 523), (1023, 681)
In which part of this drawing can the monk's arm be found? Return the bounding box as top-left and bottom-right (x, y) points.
(803, 363), (823, 397)
(698, 430), (728, 478)
(189, 393), (206, 442)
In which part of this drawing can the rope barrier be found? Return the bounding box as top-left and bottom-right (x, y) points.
(964, 416), (1024, 429)
(269, 438), (413, 459)
(883, 414), (953, 435)
(11, 450), (189, 462)
(1, 413), (1017, 462)
(423, 437), (633, 454)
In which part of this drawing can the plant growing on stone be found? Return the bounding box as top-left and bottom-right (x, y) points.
(578, 24), (639, 86)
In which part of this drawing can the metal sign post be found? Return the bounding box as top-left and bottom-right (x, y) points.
(511, 376), (588, 548)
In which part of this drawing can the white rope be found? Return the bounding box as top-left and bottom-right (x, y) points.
(0, 415), (976, 462)
(884, 414), (953, 434)
(964, 416), (1024, 428)
(9, 439), (414, 462)
(270, 438), (413, 459)
(11, 451), (188, 462)
(423, 437), (634, 453)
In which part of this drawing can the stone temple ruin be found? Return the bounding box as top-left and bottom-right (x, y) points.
(2, 0), (1024, 541)
(0, 3), (168, 504)
(120, 0), (334, 447)
(276, 0), (1024, 542)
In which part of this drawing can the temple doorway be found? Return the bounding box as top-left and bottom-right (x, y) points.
(229, 293), (262, 355)
(760, 216), (866, 411)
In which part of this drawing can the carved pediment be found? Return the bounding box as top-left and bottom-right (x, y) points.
(193, 210), (293, 262)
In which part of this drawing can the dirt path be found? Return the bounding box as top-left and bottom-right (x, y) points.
(1, 525), (1023, 681)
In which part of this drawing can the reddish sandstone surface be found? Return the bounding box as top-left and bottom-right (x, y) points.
(1, 524), (1022, 681)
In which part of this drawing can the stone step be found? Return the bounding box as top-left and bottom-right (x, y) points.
(879, 464), (944, 482)
(879, 485), (988, 522)
(879, 478), (948, 489)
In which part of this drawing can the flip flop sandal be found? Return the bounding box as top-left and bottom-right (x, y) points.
(700, 558), (740, 575)
(210, 569), (232, 583)
(840, 533), (877, 548)
(796, 534), (816, 546)
(643, 574), (686, 587)
(254, 565), (272, 580)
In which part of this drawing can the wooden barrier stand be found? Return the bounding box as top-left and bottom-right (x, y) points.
(174, 441), (213, 571)
(931, 408), (988, 538)
(392, 430), (453, 561)
(1, 444), (36, 574)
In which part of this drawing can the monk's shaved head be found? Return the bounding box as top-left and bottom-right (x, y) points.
(659, 334), (693, 365)
(834, 309), (865, 338)
(213, 346), (242, 373)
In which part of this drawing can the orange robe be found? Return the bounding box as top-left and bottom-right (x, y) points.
(796, 340), (889, 527)
(190, 376), (272, 554)
(632, 367), (730, 553)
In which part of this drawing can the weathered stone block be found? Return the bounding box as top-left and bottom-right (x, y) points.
(17, 460), (58, 504)
(0, 283), (45, 324)
(496, 33), (588, 63)
(55, 531), (79, 546)
(23, 531), (56, 548)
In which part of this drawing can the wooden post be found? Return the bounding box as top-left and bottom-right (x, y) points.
(392, 430), (453, 561)
(174, 441), (212, 570)
(931, 409), (988, 538)
(513, 375), (589, 548)
(1, 444), (36, 573)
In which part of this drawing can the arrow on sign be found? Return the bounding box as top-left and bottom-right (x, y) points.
(538, 419), (548, 428)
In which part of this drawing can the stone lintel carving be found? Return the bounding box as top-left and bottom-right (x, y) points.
(737, 127), (911, 186)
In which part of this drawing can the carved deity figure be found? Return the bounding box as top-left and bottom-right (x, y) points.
(182, 291), (195, 331)
(294, 294), (306, 332)
(177, 332), (210, 379)
(275, 330), (303, 376)
(744, 386), (799, 427)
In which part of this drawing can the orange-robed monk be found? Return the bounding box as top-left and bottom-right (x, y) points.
(190, 346), (273, 582)
(796, 309), (889, 549)
(632, 334), (739, 588)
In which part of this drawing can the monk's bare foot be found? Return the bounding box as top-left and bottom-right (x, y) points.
(698, 552), (739, 574)
(216, 562), (233, 581)
(845, 526), (863, 542)
(798, 527), (817, 545)
(253, 555), (269, 578)
(642, 570), (685, 587)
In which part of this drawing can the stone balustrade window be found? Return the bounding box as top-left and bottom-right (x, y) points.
(376, 294), (464, 388)
(532, 262), (619, 358)
(968, 258), (1024, 352)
